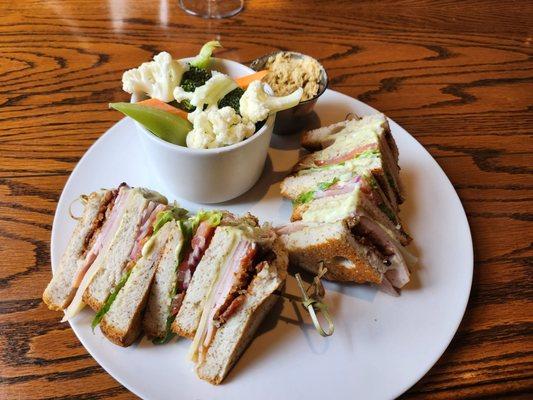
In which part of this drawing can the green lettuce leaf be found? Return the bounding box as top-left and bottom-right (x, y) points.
(91, 268), (134, 329)
(185, 210), (223, 234)
(294, 190), (315, 205)
(152, 315), (177, 345)
(153, 207), (189, 235)
(317, 177), (339, 191)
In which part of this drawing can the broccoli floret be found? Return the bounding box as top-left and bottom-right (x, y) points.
(181, 66), (212, 92)
(190, 41), (222, 69)
(255, 119), (265, 132)
(218, 87), (245, 114)
(177, 66), (213, 111)
(169, 100), (194, 112)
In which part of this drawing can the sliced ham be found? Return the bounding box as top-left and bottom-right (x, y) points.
(313, 176), (361, 199)
(276, 221), (310, 235)
(315, 143), (377, 166)
(358, 216), (410, 289)
(202, 239), (255, 349)
(129, 202), (167, 261)
(378, 276), (400, 296)
(70, 187), (128, 290)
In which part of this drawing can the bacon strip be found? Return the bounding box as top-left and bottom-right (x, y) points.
(176, 220), (217, 293)
(168, 220), (218, 319)
(216, 294), (246, 325)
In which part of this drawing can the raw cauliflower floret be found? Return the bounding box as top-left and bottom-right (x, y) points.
(186, 106), (255, 149)
(122, 52), (186, 102)
(239, 80), (303, 123)
(173, 71), (237, 110)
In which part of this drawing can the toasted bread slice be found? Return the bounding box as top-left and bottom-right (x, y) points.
(142, 222), (185, 339)
(172, 226), (237, 339)
(99, 221), (176, 346)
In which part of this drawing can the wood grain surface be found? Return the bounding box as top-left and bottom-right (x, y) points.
(1, 0), (532, 398)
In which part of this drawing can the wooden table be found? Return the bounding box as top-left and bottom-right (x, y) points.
(1, 0), (531, 398)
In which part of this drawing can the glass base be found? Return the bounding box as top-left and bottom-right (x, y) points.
(179, 0), (244, 19)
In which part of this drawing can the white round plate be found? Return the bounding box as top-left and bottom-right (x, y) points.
(51, 89), (473, 400)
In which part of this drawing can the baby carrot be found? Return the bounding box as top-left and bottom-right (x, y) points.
(235, 70), (268, 89)
(137, 98), (189, 120)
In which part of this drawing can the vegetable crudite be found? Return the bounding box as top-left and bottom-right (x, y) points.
(116, 41), (303, 150)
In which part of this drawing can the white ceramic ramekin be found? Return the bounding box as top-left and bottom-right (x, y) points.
(132, 58), (275, 204)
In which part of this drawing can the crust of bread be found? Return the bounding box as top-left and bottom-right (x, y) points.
(99, 290), (148, 347)
(280, 222), (383, 284)
(291, 205), (304, 221)
(42, 294), (64, 312)
(172, 323), (196, 340)
(294, 237), (381, 283)
(198, 293), (280, 384)
(83, 296), (104, 313)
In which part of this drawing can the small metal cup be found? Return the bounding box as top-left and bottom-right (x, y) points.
(250, 51), (328, 136)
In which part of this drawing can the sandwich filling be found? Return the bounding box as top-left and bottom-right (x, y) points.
(298, 149), (400, 210)
(91, 205), (189, 328)
(62, 186), (168, 321)
(62, 185), (132, 320)
(349, 216), (412, 293)
(152, 211), (223, 343)
(189, 225), (276, 364)
(296, 115), (403, 207)
(294, 177), (410, 245)
(90, 202), (171, 327)
(70, 187), (120, 292)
